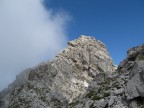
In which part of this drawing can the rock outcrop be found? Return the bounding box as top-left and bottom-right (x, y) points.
(0, 35), (144, 108)
(68, 72), (127, 108)
(0, 36), (115, 108)
(69, 44), (144, 108)
(117, 44), (144, 108)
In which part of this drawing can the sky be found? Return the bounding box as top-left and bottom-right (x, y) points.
(0, 0), (69, 90)
(45, 0), (144, 64)
(0, 0), (144, 90)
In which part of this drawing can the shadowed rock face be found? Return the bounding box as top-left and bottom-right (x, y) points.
(117, 44), (144, 108)
(125, 61), (144, 99)
(0, 36), (115, 108)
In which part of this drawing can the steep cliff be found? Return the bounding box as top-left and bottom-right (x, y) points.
(118, 44), (144, 108)
(69, 44), (144, 108)
(0, 36), (115, 108)
(1, 35), (143, 108)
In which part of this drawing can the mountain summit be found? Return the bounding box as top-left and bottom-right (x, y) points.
(0, 36), (144, 108)
(69, 44), (144, 108)
(0, 36), (115, 108)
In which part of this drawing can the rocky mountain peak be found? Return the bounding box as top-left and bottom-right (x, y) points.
(67, 36), (106, 52)
(0, 35), (115, 108)
(58, 35), (115, 73)
(0, 36), (143, 108)
(67, 35), (104, 47)
(68, 44), (144, 108)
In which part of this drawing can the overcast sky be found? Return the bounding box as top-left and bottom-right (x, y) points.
(0, 0), (70, 90)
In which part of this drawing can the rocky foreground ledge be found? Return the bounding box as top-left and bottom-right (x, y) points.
(0, 36), (144, 108)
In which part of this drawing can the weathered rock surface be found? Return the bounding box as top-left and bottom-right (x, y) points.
(0, 68), (31, 100)
(117, 44), (144, 108)
(68, 72), (128, 108)
(0, 36), (143, 108)
(68, 44), (144, 108)
(0, 36), (115, 108)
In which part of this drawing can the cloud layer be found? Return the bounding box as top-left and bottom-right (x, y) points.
(0, 0), (69, 90)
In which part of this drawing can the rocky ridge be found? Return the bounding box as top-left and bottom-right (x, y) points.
(0, 68), (31, 100)
(118, 44), (144, 108)
(69, 44), (144, 108)
(0, 36), (144, 108)
(0, 36), (115, 108)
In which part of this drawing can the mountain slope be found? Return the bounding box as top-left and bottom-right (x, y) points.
(0, 36), (115, 108)
(69, 44), (144, 108)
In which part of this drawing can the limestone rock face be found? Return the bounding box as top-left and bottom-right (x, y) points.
(0, 36), (115, 108)
(68, 72), (128, 108)
(69, 44), (144, 108)
(1, 35), (143, 108)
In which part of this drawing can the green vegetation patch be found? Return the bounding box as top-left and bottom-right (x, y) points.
(92, 95), (102, 100)
(10, 102), (20, 108)
(103, 92), (110, 97)
(40, 96), (47, 102)
(138, 54), (144, 60)
(86, 90), (96, 98)
(69, 100), (79, 107)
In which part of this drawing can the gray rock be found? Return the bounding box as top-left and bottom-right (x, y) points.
(94, 99), (108, 108)
(1, 36), (143, 108)
(117, 44), (144, 107)
(0, 68), (31, 99)
(85, 100), (94, 108)
(108, 96), (116, 106)
(113, 88), (124, 95)
(69, 44), (144, 108)
(0, 36), (115, 108)
(129, 100), (139, 108)
(125, 61), (144, 100)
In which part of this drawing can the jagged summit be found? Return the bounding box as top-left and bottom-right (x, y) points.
(0, 35), (115, 108)
(67, 35), (106, 49)
(58, 35), (115, 73)
(1, 36), (143, 108)
(68, 35), (102, 46)
(70, 44), (144, 108)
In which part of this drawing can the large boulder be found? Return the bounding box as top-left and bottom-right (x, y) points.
(125, 61), (144, 100)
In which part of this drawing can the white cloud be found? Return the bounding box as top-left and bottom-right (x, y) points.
(0, 0), (70, 90)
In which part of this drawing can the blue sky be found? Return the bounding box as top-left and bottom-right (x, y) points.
(44, 0), (144, 64)
(0, 0), (143, 91)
